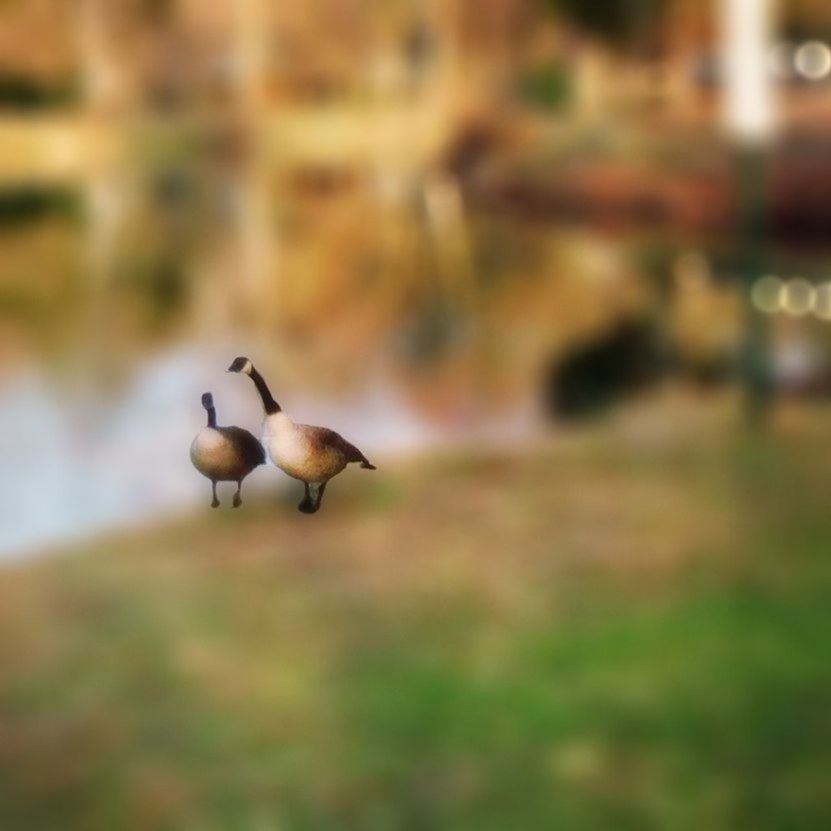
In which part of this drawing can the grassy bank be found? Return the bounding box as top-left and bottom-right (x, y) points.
(1, 406), (829, 829)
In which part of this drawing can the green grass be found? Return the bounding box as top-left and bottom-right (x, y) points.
(0, 410), (829, 829)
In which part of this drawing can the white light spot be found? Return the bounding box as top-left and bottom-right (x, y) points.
(782, 278), (815, 317)
(812, 282), (831, 320)
(721, 0), (776, 140)
(752, 275), (784, 313)
(795, 41), (831, 80)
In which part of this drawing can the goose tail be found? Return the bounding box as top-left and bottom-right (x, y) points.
(338, 436), (376, 470)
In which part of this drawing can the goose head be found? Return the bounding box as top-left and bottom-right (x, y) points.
(200, 391), (217, 427)
(227, 356), (281, 414)
(227, 356), (253, 375)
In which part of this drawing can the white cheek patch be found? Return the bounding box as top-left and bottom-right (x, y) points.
(243, 360), (253, 375)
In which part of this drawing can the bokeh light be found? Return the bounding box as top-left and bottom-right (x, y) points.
(812, 281), (831, 320)
(782, 278), (815, 317)
(794, 40), (831, 80)
(751, 274), (784, 313)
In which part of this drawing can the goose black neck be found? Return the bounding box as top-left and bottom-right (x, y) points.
(249, 366), (280, 414)
(206, 406), (217, 428)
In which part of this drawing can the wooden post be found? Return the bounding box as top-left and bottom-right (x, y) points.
(721, 0), (778, 423)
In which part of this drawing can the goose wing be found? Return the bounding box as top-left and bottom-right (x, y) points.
(310, 426), (368, 464)
(218, 426), (266, 466)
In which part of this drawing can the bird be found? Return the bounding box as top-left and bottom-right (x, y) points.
(190, 391), (266, 508)
(227, 356), (376, 514)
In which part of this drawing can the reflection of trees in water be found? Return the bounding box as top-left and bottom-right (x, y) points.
(0, 186), (79, 229)
(0, 187), (83, 356)
(1, 162), (658, 417)
(0, 110), (721, 420)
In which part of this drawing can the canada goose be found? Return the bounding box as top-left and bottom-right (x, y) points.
(190, 391), (266, 508)
(227, 357), (376, 514)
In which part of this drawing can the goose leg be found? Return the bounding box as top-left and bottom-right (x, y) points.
(299, 482), (326, 514)
(312, 481), (327, 512)
(298, 483), (315, 514)
(233, 480), (242, 508)
(298, 486), (314, 513)
(211, 480), (220, 508)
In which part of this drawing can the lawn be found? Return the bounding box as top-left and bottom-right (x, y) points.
(1, 402), (829, 829)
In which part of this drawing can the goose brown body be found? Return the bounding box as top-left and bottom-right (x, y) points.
(190, 426), (265, 482)
(263, 413), (373, 482)
(190, 392), (265, 508)
(227, 357), (375, 513)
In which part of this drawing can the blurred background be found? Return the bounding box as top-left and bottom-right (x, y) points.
(1, 0), (830, 827)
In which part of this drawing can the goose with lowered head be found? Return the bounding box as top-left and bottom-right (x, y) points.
(227, 357), (376, 514)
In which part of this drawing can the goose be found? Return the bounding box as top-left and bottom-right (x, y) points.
(227, 357), (376, 513)
(190, 391), (266, 508)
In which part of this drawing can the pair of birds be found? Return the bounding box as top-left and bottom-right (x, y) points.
(190, 357), (375, 514)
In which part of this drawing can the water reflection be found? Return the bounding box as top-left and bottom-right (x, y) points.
(0, 148), (649, 560)
(3, 175), (829, 559)
(0, 341), (540, 559)
(0, 347), (206, 557)
(4, 105), (831, 559)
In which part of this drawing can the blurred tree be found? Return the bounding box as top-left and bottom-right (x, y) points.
(0, 187), (79, 230)
(544, 320), (664, 420)
(140, 0), (175, 27)
(518, 62), (571, 110)
(0, 71), (78, 111)
(542, 0), (668, 49)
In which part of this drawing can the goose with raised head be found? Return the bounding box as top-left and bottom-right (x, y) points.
(190, 391), (266, 508)
(227, 357), (376, 514)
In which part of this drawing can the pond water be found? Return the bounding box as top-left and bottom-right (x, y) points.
(3, 160), (826, 561)
(0, 172), (578, 559)
(0, 340), (540, 560)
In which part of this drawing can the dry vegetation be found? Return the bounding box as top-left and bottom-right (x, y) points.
(1, 401), (829, 828)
